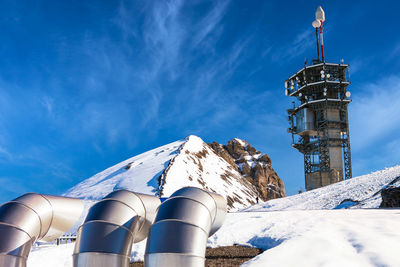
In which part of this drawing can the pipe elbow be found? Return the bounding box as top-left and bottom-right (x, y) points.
(145, 187), (227, 267)
(73, 190), (160, 267)
(0, 193), (83, 266)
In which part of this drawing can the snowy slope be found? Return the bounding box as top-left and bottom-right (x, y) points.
(29, 209), (400, 267)
(243, 165), (400, 212)
(159, 135), (258, 210)
(29, 164), (400, 267)
(64, 135), (259, 211)
(64, 139), (184, 199)
(210, 209), (400, 267)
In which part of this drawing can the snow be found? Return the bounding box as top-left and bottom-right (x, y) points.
(217, 209), (400, 267)
(32, 136), (400, 267)
(244, 165), (400, 212)
(29, 209), (400, 267)
(232, 138), (268, 169)
(234, 138), (247, 147)
(64, 139), (185, 200)
(65, 135), (259, 213)
(28, 243), (75, 267)
(160, 135), (258, 210)
(28, 164), (400, 267)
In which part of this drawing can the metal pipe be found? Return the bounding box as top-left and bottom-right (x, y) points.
(0, 193), (84, 267)
(73, 190), (160, 267)
(145, 187), (227, 267)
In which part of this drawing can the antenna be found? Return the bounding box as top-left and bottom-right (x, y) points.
(285, 5), (352, 191)
(312, 6), (325, 62)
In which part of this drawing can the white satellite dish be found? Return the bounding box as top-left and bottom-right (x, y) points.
(312, 20), (321, 28)
(345, 91), (351, 98)
(315, 6), (325, 22)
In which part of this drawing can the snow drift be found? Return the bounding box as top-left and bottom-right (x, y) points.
(243, 165), (400, 212)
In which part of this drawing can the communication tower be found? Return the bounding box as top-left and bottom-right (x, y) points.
(285, 6), (352, 190)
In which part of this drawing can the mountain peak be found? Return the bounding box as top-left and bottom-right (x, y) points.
(233, 138), (246, 145)
(183, 135), (205, 152)
(65, 136), (285, 210)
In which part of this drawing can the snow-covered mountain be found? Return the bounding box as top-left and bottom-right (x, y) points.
(244, 165), (400, 212)
(65, 135), (281, 211)
(32, 164), (400, 267)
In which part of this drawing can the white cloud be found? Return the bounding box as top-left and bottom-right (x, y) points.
(272, 28), (314, 62)
(191, 0), (230, 47)
(40, 96), (54, 117)
(0, 145), (12, 161)
(0, 177), (29, 195)
(350, 75), (400, 152)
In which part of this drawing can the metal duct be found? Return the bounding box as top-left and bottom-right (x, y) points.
(145, 187), (227, 267)
(73, 190), (160, 267)
(0, 193), (84, 267)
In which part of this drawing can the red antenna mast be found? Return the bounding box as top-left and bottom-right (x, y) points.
(312, 6), (326, 62)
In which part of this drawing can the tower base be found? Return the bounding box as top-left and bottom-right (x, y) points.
(305, 170), (343, 191)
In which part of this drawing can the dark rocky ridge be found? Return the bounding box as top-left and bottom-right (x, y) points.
(130, 246), (263, 267)
(380, 186), (400, 208)
(209, 138), (286, 201)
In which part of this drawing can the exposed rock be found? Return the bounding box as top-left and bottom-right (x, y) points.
(380, 186), (400, 208)
(66, 135), (281, 212)
(208, 142), (238, 170)
(130, 246), (263, 267)
(158, 136), (261, 211)
(208, 138), (286, 201)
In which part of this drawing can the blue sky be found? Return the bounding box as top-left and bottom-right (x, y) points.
(0, 0), (399, 203)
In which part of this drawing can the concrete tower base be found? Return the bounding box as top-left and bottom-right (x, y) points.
(305, 170), (343, 191)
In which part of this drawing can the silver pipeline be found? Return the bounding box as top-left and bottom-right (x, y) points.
(73, 190), (160, 267)
(145, 187), (227, 267)
(0, 193), (84, 267)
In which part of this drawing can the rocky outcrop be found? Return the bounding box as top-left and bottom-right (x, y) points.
(66, 135), (284, 211)
(209, 138), (286, 201)
(380, 186), (400, 208)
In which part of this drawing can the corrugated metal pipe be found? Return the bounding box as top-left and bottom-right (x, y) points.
(0, 193), (84, 267)
(145, 187), (227, 267)
(73, 190), (160, 267)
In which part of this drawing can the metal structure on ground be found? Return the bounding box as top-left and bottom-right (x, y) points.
(0, 187), (227, 267)
(73, 190), (161, 267)
(0, 193), (83, 267)
(285, 6), (352, 191)
(145, 187), (227, 267)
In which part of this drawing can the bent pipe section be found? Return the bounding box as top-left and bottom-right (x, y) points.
(145, 187), (227, 267)
(73, 190), (160, 267)
(0, 193), (84, 267)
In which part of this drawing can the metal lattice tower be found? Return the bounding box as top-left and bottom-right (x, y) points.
(285, 6), (352, 191)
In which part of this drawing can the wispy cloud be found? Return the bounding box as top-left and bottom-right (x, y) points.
(350, 75), (400, 152)
(0, 177), (29, 195)
(192, 0), (230, 48)
(0, 0), (259, 156)
(142, 0), (185, 80)
(390, 42), (400, 58)
(0, 145), (12, 161)
(272, 28), (314, 62)
(100, 0), (252, 136)
(40, 95), (54, 117)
